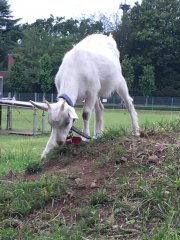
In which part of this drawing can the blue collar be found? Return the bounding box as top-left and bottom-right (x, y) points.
(58, 94), (74, 107)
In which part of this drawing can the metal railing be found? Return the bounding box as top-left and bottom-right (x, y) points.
(2, 92), (180, 111)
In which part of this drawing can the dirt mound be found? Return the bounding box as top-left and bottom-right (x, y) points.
(9, 131), (178, 205)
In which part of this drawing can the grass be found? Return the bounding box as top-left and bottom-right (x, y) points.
(0, 135), (47, 176)
(1, 105), (179, 131)
(0, 109), (180, 239)
(89, 189), (109, 206)
(0, 117), (179, 239)
(0, 174), (69, 217)
(0, 109), (179, 176)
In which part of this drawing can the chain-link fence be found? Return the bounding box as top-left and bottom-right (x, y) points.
(0, 105), (51, 135)
(3, 92), (180, 111)
(1, 92), (179, 135)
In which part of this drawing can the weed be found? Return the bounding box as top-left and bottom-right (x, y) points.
(142, 211), (180, 240)
(89, 189), (109, 206)
(96, 127), (128, 142)
(95, 144), (126, 167)
(142, 117), (180, 133)
(95, 154), (111, 166)
(114, 145), (126, 156)
(0, 227), (18, 240)
(25, 162), (43, 174)
(74, 206), (99, 229)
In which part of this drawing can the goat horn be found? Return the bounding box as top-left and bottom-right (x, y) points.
(44, 99), (51, 110)
(61, 99), (66, 111)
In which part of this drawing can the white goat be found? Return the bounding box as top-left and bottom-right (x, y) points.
(30, 34), (140, 160)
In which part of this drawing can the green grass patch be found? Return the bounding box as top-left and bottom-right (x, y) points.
(1, 106), (179, 131)
(89, 189), (109, 206)
(0, 135), (48, 176)
(0, 174), (69, 219)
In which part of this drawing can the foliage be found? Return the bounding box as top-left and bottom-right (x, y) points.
(113, 12), (132, 58)
(2, 0), (180, 96)
(139, 65), (156, 96)
(76, 16), (104, 40)
(6, 57), (25, 91)
(6, 15), (104, 92)
(8, 25), (76, 92)
(38, 53), (52, 93)
(121, 55), (134, 89)
(0, 0), (22, 69)
(97, 13), (121, 34)
(129, 0), (180, 96)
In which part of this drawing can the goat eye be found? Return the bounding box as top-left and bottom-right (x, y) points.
(64, 120), (70, 127)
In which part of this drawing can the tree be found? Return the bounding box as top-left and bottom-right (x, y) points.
(6, 59), (26, 92)
(0, 0), (22, 69)
(7, 15), (105, 92)
(8, 19), (77, 92)
(113, 12), (132, 59)
(139, 65), (155, 97)
(38, 53), (52, 93)
(76, 16), (104, 41)
(121, 55), (134, 90)
(129, 0), (180, 96)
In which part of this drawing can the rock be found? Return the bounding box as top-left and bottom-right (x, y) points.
(148, 155), (159, 164)
(90, 180), (98, 188)
(75, 178), (83, 185)
(75, 178), (86, 189)
(121, 157), (128, 162)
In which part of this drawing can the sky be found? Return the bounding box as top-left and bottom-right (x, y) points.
(8, 0), (142, 24)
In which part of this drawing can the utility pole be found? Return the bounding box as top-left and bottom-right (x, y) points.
(119, 0), (131, 15)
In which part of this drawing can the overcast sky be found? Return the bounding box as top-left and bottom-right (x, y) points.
(8, 0), (141, 24)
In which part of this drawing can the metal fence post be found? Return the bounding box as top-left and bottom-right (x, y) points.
(152, 97), (154, 111)
(43, 92), (46, 102)
(6, 106), (12, 130)
(42, 110), (45, 134)
(33, 108), (37, 135)
(171, 97), (174, 112)
(6, 92), (11, 130)
(113, 94), (115, 109)
(0, 105), (2, 130)
(145, 96), (147, 105)
(9, 106), (12, 129)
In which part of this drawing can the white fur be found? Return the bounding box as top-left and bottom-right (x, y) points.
(31, 34), (140, 160)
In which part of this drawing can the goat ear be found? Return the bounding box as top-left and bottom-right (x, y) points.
(30, 100), (49, 111)
(68, 106), (78, 119)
